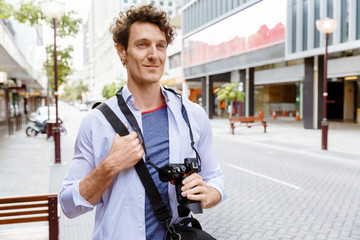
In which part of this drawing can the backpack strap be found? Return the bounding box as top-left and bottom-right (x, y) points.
(95, 103), (172, 223)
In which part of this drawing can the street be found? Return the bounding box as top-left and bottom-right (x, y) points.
(197, 127), (360, 240)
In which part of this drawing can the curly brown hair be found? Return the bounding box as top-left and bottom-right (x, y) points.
(109, 4), (175, 49)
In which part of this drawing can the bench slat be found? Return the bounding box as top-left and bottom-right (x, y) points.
(0, 203), (48, 211)
(0, 209), (48, 218)
(0, 216), (48, 225)
(0, 195), (56, 204)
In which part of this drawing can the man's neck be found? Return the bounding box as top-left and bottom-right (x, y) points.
(127, 82), (164, 112)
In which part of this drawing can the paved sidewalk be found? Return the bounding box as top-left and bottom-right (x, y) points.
(0, 118), (359, 239)
(0, 122), (94, 239)
(211, 118), (360, 160)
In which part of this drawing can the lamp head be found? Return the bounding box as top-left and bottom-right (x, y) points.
(316, 17), (338, 34)
(40, 0), (65, 19)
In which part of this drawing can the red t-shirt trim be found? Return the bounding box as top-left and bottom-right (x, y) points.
(141, 103), (167, 114)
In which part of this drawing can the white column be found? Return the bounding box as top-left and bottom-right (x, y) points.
(245, 68), (249, 117)
(333, 0), (341, 44)
(348, 0), (356, 41)
(206, 75), (210, 114)
(182, 81), (189, 99)
(308, 0), (315, 50)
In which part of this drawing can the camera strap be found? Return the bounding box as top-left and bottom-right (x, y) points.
(95, 102), (172, 223)
(115, 87), (202, 171)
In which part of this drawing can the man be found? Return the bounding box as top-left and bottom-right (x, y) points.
(59, 4), (225, 240)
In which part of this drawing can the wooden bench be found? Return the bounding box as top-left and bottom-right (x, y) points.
(229, 116), (267, 134)
(0, 194), (59, 240)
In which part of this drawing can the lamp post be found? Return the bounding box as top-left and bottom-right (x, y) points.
(316, 17), (338, 150)
(41, 1), (65, 163)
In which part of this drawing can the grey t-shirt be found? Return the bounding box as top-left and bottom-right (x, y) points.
(142, 104), (171, 240)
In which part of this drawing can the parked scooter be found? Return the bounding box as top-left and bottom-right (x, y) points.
(26, 119), (66, 137)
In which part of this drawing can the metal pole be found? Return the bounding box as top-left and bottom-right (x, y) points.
(53, 18), (61, 163)
(321, 33), (329, 150)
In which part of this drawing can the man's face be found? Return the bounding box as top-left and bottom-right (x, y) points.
(117, 22), (167, 86)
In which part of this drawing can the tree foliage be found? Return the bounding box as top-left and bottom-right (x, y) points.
(0, 1), (13, 19)
(214, 82), (245, 118)
(60, 79), (89, 102)
(214, 82), (245, 102)
(102, 81), (127, 99)
(44, 45), (74, 93)
(0, 0), (82, 92)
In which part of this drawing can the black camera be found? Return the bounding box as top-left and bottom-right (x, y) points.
(159, 158), (203, 217)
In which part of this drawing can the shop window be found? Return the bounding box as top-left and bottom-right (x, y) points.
(357, 80), (360, 123)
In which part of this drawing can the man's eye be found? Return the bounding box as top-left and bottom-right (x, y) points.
(138, 43), (145, 47)
(158, 44), (166, 49)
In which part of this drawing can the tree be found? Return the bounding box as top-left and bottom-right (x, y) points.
(60, 79), (88, 102)
(102, 80), (127, 99)
(0, 0), (82, 92)
(44, 45), (74, 94)
(214, 82), (245, 118)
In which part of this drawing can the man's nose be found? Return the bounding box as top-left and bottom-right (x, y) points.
(147, 44), (159, 59)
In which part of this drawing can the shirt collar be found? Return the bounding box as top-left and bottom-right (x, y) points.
(122, 84), (171, 104)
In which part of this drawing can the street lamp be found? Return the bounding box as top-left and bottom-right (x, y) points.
(41, 0), (65, 163)
(316, 17), (338, 150)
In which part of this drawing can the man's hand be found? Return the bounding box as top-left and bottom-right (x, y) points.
(180, 173), (221, 209)
(104, 132), (145, 174)
(79, 132), (144, 205)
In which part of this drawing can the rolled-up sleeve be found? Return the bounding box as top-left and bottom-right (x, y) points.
(194, 107), (227, 203)
(59, 116), (97, 218)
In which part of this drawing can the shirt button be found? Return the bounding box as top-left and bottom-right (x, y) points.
(139, 223), (143, 227)
(139, 194), (142, 198)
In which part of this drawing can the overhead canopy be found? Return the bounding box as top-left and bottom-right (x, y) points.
(0, 36), (43, 91)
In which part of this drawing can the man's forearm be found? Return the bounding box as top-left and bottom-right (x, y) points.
(203, 186), (221, 209)
(79, 159), (117, 205)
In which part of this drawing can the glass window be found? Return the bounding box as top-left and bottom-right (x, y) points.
(327, 0), (333, 45)
(340, 0), (349, 43)
(303, 0), (308, 51)
(357, 0), (360, 39)
(292, 0), (297, 53)
(169, 53), (181, 69)
(160, 1), (164, 6)
(314, 0), (320, 48)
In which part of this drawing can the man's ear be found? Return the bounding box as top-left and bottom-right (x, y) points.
(116, 43), (127, 66)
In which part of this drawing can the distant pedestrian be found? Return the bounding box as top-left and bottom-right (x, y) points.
(59, 4), (225, 240)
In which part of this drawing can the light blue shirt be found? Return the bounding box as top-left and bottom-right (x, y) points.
(59, 85), (226, 240)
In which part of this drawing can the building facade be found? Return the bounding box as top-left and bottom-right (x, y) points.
(0, 18), (44, 135)
(181, 0), (360, 128)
